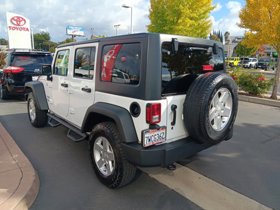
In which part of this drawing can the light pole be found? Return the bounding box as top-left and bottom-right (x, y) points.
(122, 4), (133, 34)
(90, 28), (94, 39)
(31, 28), (35, 49)
(114, 24), (120, 35)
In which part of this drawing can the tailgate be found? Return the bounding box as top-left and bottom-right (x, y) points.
(165, 95), (188, 143)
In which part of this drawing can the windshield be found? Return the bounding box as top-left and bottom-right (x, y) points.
(259, 59), (269, 63)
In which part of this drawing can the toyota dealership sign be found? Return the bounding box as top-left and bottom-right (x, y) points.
(6, 12), (32, 49)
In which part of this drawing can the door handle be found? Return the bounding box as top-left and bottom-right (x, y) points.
(171, 104), (177, 126)
(61, 83), (68, 88)
(81, 87), (91, 93)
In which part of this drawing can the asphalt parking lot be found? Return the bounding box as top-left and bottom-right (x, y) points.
(0, 99), (280, 209)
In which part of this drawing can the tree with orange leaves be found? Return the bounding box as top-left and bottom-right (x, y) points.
(239, 0), (280, 99)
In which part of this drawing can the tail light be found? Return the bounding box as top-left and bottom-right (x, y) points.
(202, 65), (214, 71)
(146, 103), (161, 124)
(3, 66), (25, 74)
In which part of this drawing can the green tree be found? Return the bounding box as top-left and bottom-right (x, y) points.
(91, 35), (106, 39)
(34, 32), (58, 52)
(209, 34), (220, 42)
(234, 42), (256, 57)
(34, 32), (50, 49)
(0, 50), (6, 68)
(148, 0), (214, 38)
(210, 30), (223, 43)
(239, 0), (280, 99)
(46, 41), (58, 53)
(0, 38), (8, 45)
(59, 38), (76, 44)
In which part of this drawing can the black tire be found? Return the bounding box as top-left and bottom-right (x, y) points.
(27, 93), (48, 128)
(0, 86), (9, 100)
(89, 122), (138, 188)
(183, 72), (238, 145)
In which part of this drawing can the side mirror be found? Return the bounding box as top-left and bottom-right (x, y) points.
(41, 64), (52, 76)
(41, 64), (53, 81)
(171, 38), (179, 54)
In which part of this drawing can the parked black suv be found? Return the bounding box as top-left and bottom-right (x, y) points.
(0, 49), (52, 99)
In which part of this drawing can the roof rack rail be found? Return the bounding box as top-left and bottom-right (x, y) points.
(8, 48), (50, 53)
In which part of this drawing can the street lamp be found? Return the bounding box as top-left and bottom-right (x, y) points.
(31, 28), (35, 49)
(114, 24), (120, 35)
(90, 27), (94, 39)
(122, 4), (133, 34)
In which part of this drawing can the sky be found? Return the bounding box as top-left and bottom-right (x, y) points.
(0, 0), (246, 42)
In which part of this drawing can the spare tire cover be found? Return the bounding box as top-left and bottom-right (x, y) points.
(183, 72), (238, 144)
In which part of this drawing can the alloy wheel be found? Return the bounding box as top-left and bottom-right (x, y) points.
(209, 88), (233, 131)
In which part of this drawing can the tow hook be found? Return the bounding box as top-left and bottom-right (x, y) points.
(167, 163), (176, 170)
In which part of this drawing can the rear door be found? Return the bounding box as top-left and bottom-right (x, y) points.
(67, 43), (97, 127)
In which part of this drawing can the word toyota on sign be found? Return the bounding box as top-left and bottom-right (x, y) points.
(9, 16), (29, 32)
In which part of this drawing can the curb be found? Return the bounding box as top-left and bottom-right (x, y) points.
(0, 123), (39, 210)
(239, 94), (280, 108)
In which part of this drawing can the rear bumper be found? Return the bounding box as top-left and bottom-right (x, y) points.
(6, 85), (26, 95)
(257, 65), (268, 69)
(122, 137), (212, 167)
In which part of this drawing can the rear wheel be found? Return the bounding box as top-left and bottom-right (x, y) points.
(89, 122), (137, 188)
(183, 72), (238, 145)
(27, 93), (48, 127)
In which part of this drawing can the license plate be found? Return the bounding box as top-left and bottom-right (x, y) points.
(142, 127), (166, 147)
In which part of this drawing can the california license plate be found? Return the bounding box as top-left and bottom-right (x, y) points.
(142, 127), (166, 147)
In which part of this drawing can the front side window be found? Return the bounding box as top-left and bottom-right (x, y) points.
(74, 47), (96, 79)
(54, 49), (69, 76)
(162, 42), (224, 95)
(101, 43), (141, 85)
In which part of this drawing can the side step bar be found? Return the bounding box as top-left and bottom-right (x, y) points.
(48, 117), (61, 127)
(47, 113), (87, 142)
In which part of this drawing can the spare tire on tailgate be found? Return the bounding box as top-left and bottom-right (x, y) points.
(183, 72), (238, 145)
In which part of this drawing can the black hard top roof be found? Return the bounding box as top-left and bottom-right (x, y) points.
(58, 33), (222, 48)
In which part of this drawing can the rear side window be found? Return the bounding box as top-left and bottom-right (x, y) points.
(54, 50), (69, 76)
(74, 47), (96, 79)
(101, 43), (141, 85)
(10, 54), (52, 71)
(162, 42), (224, 95)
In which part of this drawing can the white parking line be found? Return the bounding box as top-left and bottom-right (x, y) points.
(141, 164), (271, 210)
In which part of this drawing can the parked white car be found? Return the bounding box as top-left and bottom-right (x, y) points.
(243, 58), (258, 68)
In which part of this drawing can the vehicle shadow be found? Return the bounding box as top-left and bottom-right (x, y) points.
(181, 123), (280, 210)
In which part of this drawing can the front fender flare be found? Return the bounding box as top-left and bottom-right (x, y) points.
(25, 81), (49, 110)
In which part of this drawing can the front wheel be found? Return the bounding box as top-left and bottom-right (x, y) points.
(89, 122), (138, 188)
(27, 93), (48, 127)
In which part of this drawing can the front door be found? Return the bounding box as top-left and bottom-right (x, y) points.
(68, 44), (97, 127)
(50, 48), (71, 118)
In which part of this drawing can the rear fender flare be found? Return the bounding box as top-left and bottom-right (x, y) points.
(82, 102), (138, 143)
